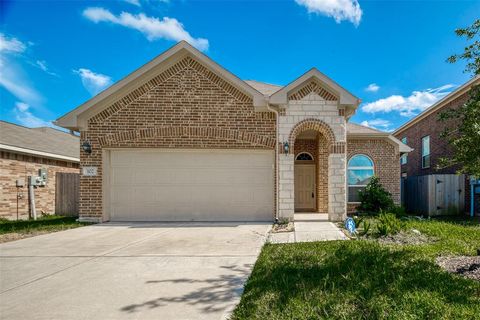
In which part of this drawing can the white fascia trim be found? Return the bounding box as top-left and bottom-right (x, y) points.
(0, 144), (80, 162)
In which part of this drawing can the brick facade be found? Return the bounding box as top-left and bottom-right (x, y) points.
(395, 92), (468, 177)
(67, 47), (402, 223)
(80, 56), (276, 221)
(346, 139), (400, 214)
(0, 151), (79, 219)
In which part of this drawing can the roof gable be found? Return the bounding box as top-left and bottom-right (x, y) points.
(56, 41), (266, 130)
(269, 68), (360, 107)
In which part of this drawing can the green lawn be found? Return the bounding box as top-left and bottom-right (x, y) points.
(0, 215), (89, 242)
(232, 218), (480, 320)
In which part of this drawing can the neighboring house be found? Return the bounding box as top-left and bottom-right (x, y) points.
(56, 41), (410, 223)
(0, 121), (80, 219)
(393, 76), (480, 215)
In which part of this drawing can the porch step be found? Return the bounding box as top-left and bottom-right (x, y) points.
(293, 213), (329, 222)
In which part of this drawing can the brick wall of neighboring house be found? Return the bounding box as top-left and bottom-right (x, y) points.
(0, 151), (79, 219)
(395, 92), (468, 177)
(394, 91), (472, 213)
(80, 56), (276, 221)
(346, 139), (400, 214)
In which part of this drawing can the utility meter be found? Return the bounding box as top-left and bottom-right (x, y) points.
(32, 168), (48, 187)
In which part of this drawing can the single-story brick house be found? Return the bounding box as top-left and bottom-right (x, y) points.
(56, 41), (411, 223)
(0, 121), (80, 219)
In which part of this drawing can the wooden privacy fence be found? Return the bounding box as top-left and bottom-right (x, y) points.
(55, 172), (79, 216)
(402, 174), (465, 216)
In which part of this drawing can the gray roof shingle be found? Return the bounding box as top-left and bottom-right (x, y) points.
(0, 121), (79, 160)
(244, 80), (283, 96)
(347, 122), (388, 135)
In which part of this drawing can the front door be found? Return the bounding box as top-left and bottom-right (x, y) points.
(294, 164), (315, 211)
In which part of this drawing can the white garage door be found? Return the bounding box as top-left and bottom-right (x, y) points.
(107, 149), (274, 221)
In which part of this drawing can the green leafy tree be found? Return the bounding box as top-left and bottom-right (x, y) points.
(439, 19), (480, 177)
(358, 176), (394, 214)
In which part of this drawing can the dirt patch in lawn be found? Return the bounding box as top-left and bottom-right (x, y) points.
(437, 256), (480, 281)
(271, 222), (294, 233)
(377, 230), (437, 245)
(0, 231), (53, 243)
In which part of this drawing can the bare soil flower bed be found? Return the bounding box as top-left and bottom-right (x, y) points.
(437, 256), (480, 281)
(377, 229), (437, 245)
(271, 222), (294, 233)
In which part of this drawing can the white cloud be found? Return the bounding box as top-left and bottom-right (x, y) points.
(123, 0), (170, 7)
(34, 60), (58, 77)
(74, 68), (112, 95)
(13, 102), (53, 127)
(0, 57), (43, 106)
(123, 0), (141, 6)
(360, 119), (392, 131)
(295, 0), (363, 26)
(0, 33), (55, 106)
(361, 84), (456, 117)
(82, 7), (209, 51)
(365, 83), (379, 92)
(0, 33), (27, 54)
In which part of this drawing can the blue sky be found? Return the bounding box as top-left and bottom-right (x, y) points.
(0, 0), (478, 132)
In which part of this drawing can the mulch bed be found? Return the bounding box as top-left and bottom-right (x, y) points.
(437, 256), (480, 281)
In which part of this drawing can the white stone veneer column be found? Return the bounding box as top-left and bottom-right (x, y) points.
(328, 153), (347, 221)
(278, 153), (295, 220)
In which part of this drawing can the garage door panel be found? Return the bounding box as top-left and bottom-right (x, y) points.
(111, 168), (133, 186)
(108, 149), (274, 221)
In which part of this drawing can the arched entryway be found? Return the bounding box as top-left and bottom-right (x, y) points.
(278, 118), (347, 221)
(293, 130), (330, 213)
(289, 119), (335, 213)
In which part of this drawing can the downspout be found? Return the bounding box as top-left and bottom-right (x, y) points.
(266, 102), (279, 222)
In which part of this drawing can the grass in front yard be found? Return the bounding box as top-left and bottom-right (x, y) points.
(0, 215), (89, 243)
(232, 218), (480, 320)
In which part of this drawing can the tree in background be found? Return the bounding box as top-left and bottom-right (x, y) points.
(439, 19), (480, 177)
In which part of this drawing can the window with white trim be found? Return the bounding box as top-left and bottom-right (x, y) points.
(422, 136), (430, 168)
(348, 155), (374, 202)
(400, 137), (408, 165)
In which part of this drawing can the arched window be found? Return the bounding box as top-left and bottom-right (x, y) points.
(295, 152), (314, 161)
(348, 154), (374, 202)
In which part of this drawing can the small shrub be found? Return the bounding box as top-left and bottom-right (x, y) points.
(358, 176), (394, 214)
(376, 212), (404, 236)
(276, 217), (290, 225)
(352, 216), (364, 228)
(359, 220), (371, 236)
(390, 205), (407, 218)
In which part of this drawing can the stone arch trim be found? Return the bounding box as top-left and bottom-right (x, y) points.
(288, 119), (345, 154)
(98, 126), (276, 148)
(288, 118), (335, 150)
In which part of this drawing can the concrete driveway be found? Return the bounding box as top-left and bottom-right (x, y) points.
(0, 222), (271, 320)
